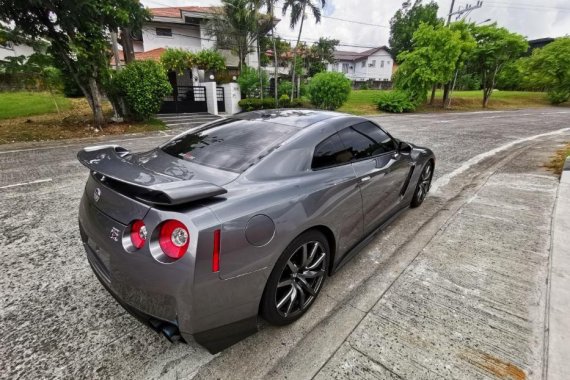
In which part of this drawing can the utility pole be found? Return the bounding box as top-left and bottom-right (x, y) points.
(447, 0), (483, 24)
(446, 0), (456, 25)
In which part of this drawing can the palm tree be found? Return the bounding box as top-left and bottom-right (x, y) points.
(282, 0), (326, 99)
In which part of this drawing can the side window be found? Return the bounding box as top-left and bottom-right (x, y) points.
(312, 133), (353, 170)
(338, 122), (397, 160)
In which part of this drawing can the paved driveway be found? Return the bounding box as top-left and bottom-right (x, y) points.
(1, 108), (569, 379)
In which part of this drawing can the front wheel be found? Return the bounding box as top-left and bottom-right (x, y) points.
(411, 161), (433, 208)
(260, 230), (329, 325)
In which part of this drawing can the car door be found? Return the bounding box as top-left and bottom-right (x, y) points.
(338, 122), (413, 235)
(311, 132), (364, 259)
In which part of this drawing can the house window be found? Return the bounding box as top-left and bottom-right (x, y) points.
(361, 61), (365, 68)
(369, 60), (376, 68)
(184, 16), (201, 25)
(156, 27), (173, 37)
(387, 61), (391, 65)
(342, 63), (349, 73)
(381, 60), (384, 68)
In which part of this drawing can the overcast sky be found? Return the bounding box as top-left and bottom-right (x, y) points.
(141, 0), (570, 52)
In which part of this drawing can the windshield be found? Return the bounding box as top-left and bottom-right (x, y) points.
(161, 119), (298, 173)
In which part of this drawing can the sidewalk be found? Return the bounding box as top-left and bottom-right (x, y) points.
(315, 144), (560, 379)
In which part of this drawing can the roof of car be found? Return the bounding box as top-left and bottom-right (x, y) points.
(233, 109), (347, 128)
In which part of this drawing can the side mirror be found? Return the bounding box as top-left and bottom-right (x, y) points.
(398, 141), (413, 154)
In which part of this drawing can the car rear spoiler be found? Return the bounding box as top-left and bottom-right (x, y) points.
(77, 145), (227, 206)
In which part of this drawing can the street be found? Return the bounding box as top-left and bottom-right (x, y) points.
(1, 108), (569, 379)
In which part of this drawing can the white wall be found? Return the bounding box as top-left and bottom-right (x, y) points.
(142, 22), (202, 52)
(0, 43), (34, 61)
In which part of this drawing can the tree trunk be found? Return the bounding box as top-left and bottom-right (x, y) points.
(446, 69), (459, 109)
(88, 77), (105, 127)
(271, 8), (279, 107)
(257, 38), (263, 101)
(121, 28), (135, 64)
(429, 84), (437, 105)
(290, 5), (306, 100)
(442, 83), (450, 107)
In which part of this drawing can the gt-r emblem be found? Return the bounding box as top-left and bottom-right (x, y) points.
(109, 227), (120, 242)
(94, 188), (101, 203)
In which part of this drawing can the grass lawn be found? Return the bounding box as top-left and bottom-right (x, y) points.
(0, 95), (166, 145)
(339, 89), (558, 115)
(0, 92), (73, 120)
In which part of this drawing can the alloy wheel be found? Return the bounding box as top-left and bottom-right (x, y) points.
(416, 164), (432, 202)
(275, 241), (327, 318)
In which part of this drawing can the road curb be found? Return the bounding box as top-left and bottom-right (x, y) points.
(546, 156), (570, 380)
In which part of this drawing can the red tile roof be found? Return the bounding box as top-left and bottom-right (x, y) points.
(134, 47), (166, 61)
(149, 6), (217, 18)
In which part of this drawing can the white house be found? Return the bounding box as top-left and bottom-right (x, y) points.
(327, 46), (395, 82)
(127, 6), (260, 69)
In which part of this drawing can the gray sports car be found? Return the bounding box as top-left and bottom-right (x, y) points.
(77, 109), (435, 353)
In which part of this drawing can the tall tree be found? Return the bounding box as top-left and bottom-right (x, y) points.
(282, 0), (326, 99)
(471, 24), (527, 107)
(389, 0), (441, 61)
(206, 0), (272, 74)
(395, 22), (471, 105)
(0, 0), (149, 127)
(524, 37), (570, 104)
(443, 21), (476, 108)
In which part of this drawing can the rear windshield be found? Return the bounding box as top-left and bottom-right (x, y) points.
(161, 119), (298, 172)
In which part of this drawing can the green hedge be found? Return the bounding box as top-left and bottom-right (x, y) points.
(238, 97), (307, 111)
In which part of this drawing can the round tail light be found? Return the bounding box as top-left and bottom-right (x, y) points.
(159, 220), (190, 259)
(130, 220), (147, 249)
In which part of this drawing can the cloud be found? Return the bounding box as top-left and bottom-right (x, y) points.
(141, 0), (570, 51)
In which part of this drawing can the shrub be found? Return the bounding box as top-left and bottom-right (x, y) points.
(308, 72), (351, 110)
(238, 97), (304, 111)
(376, 91), (416, 113)
(237, 66), (268, 98)
(195, 49), (226, 72)
(111, 60), (172, 120)
(547, 88), (570, 105)
(278, 80), (293, 97)
(160, 48), (194, 75)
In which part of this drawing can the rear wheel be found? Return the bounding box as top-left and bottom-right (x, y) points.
(261, 230), (329, 325)
(411, 161), (433, 208)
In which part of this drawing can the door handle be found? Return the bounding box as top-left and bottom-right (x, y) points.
(360, 176), (371, 183)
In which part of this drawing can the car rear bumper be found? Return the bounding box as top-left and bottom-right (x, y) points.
(78, 193), (265, 352)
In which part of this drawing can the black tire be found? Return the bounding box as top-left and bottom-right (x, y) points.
(411, 161), (433, 208)
(260, 230), (329, 326)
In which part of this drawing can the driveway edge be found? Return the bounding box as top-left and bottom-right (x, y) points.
(546, 156), (570, 380)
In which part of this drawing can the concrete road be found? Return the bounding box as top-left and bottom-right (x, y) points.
(1, 108), (569, 379)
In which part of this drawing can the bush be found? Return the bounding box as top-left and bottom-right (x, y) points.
(278, 80), (292, 97)
(237, 66), (268, 98)
(547, 88), (570, 105)
(238, 97), (305, 111)
(308, 72), (351, 110)
(111, 60), (172, 121)
(160, 48), (194, 75)
(195, 49), (226, 72)
(376, 91), (416, 113)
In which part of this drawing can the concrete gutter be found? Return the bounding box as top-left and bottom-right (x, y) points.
(546, 156), (570, 380)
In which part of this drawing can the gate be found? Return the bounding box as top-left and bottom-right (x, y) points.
(216, 87), (225, 113)
(160, 86), (208, 113)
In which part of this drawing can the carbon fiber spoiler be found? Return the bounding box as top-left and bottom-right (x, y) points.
(77, 145), (227, 206)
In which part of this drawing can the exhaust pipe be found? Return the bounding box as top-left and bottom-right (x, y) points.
(161, 324), (182, 343)
(148, 318), (182, 343)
